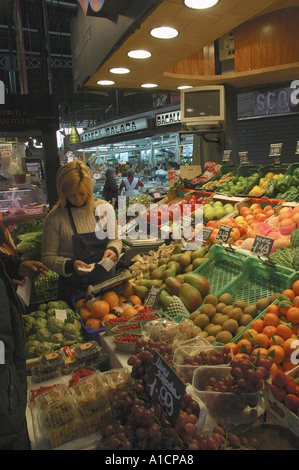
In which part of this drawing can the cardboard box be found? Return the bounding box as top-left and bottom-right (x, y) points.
(264, 366), (299, 438)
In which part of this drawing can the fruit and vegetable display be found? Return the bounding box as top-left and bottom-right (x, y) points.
(217, 172), (259, 196)
(200, 172), (234, 191)
(189, 161), (221, 186)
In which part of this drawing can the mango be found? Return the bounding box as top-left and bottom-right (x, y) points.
(179, 283), (202, 312)
(165, 276), (183, 296)
(184, 273), (210, 296)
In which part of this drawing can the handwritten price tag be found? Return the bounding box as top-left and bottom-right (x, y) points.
(144, 285), (161, 308)
(216, 224), (233, 243)
(250, 235), (274, 258)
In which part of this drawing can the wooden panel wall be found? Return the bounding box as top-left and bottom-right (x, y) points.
(234, 7), (299, 73)
(165, 43), (215, 76)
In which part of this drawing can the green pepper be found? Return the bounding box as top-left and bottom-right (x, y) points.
(293, 167), (299, 178)
(291, 176), (299, 187)
(265, 179), (277, 197)
(275, 175), (292, 192)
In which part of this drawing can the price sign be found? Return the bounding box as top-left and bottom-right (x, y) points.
(182, 215), (192, 230)
(295, 141), (299, 155)
(144, 285), (161, 308)
(250, 235), (274, 258)
(146, 352), (186, 426)
(216, 224), (233, 243)
(222, 150), (232, 163)
(239, 151), (249, 165)
(197, 226), (213, 243)
(269, 143), (283, 157)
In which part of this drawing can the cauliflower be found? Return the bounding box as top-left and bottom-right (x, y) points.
(34, 310), (47, 319)
(46, 317), (65, 334)
(63, 322), (81, 340)
(51, 333), (66, 345)
(35, 342), (54, 356)
(37, 303), (47, 312)
(56, 300), (70, 310)
(33, 318), (47, 333)
(46, 308), (56, 319)
(35, 328), (52, 342)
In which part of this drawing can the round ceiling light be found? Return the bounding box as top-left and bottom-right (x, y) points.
(184, 0), (219, 9)
(150, 26), (179, 39)
(109, 67), (130, 74)
(127, 49), (152, 59)
(97, 80), (115, 85)
(177, 85), (193, 89)
(141, 83), (158, 88)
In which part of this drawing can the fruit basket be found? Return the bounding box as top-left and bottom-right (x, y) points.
(173, 345), (233, 384)
(191, 366), (262, 426)
(111, 321), (142, 335)
(215, 256), (295, 306)
(193, 244), (250, 297)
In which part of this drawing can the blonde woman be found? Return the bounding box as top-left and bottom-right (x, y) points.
(41, 160), (122, 305)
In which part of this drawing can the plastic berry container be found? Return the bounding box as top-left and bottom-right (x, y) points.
(73, 341), (103, 365)
(113, 333), (143, 353)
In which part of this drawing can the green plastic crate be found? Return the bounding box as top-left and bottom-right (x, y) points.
(192, 244), (250, 297)
(215, 256), (295, 306)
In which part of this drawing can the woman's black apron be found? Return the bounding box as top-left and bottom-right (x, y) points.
(58, 207), (116, 306)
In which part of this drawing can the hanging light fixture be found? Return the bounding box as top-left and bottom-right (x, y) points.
(184, 0), (219, 9)
(69, 126), (80, 145)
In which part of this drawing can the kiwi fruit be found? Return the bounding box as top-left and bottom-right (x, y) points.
(256, 297), (271, 311)
(200, 304), (217, 318)
(269, 292), (281, 303)
(243, 305), (257, 317)
(222, 305), (234, 316)
(204, 294), (218, 306)
(203, 323), (216, 334)
(229, 307), (243, 322)
(234, 300), (248, 310)
(214, 314), (230, 326)
(208, 324), (223, 337)
(194, 314), (210, 328)
(215, 302), (226, 312)
(236, 326), (245, 335)
(200, 331), (208, 338)
(206, 336), (216, 344)
(189, 310), (201, 321)
(223, 319), (239, 334)
(240, 314), (253, 326)
(216, 331), (233, 344)
(211, 313), (223, 324)
(218, 293), (232, 305)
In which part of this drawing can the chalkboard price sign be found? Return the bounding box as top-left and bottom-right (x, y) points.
(250, 234), (274, 258)
(144, 285), (162, 308)
(216, 224), (233, 243)
(146, 352), (186, 426)
(196, 226), (213, 243)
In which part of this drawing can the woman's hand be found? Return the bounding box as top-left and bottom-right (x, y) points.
(102, 249), (117, 262)
(18, 260), (49, 281)
(73, 260), (93, 276)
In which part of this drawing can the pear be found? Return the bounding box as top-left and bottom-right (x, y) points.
(158, 257), (169, 266)
(150, 264), (167, 280)
(183, 264), (194, 273)
(149, 263), (159, 271)
(162, 263), (177, 280)
(139, 278), (151, 287)
(179, 250), (192, 268)
(133, 285), (149, 299)
(171, 244), (181, 255)
(166, 261), (181, 273)
(169, 254), (182, 263)
(159, 289), (174, 310)
(148, 279), (164, 287)
(192, 258), (208, 269)
(191, 246), (209, 261)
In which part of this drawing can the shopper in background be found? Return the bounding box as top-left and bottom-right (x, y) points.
(119, 168), (144, 197)
(102, 168), (119, 208)
(41, 160), (122, 306)
(0, 253), (48, 450)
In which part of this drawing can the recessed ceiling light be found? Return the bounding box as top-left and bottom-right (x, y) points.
(177, 85), (193, 89)
(141, 83), (158, 88)
(127, 49), (152, 59)
(150, 26), (179, 39)
(109, 67), (131, 74)
(97, 80), (115, 85)
(184, 0), (219, 9)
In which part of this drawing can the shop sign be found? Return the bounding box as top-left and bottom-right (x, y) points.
(155, 110), (181, 127)
(80, 117), (150, 143)
(254, 86), (299, 116)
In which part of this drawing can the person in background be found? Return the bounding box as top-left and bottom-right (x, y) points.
(118, 168), (144, 197)
(166, 161), (180, 170)
(102, 168), (119, 208)
(0, 254), (48, 450)
(41, 160), (122, 306)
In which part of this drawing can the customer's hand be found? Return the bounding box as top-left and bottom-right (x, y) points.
(102, 249), (117, 262)
(18, 260), (49, 281)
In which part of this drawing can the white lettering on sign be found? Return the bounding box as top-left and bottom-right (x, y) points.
(254, 86), (299, 116)
(290, 80), (299, 106)
(0, 80), (5, 104)
(80, 117), (149, 142)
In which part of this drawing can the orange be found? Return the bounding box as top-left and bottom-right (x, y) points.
(237, 339), (252, 354)
(263, 313), (280, 327)
(121, 281), (136, 298)
(226, 342), (238, 355)
(86, 317), (101, 330)
(242, 328), (259, 340)
(282, 357), (296, 372)
(135, 305), (145, 313)
(121, 307), (138, 318)
(267, 345), (285, 364)
(282, 289), (295, 302)
(283, 337), (299, 356)
(126, 295), (142, 306)
(265, 304), (279, 316)
(252, 333), (270, 348)
(101, 291), (119, 309)
(287, 307), (299, 324)
(276, 324), (293, 340)
(262, 325), (277, 338)
(90, 300), (110, 319)
(76, 298), (86, 309)
(269, 335), (285, 347)
(101, 313), (117, 323)
(251, 319), (264, 333)
(292, 280), (299, 296)
(80, 307), (92, 322)
(251, 347), (269, 357)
